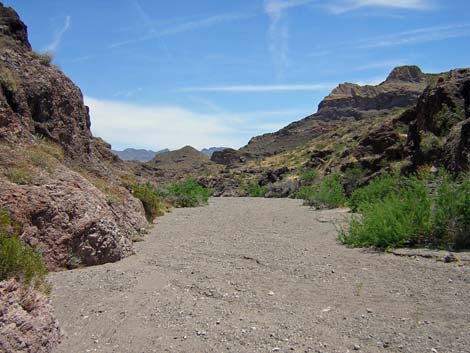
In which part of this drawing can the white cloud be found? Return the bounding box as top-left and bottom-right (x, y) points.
(110, 12), (253, 48)
(178, 83), (334, 93)
(264, 0), (317, 78)
(85, 97), (308, 150)
(45, 16), (71, 52)
(326, 0), (432, 14)
(353, 23), (470, 48)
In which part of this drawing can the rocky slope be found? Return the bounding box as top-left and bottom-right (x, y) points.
(141, 145), (222, 181)
(0, 3), (148, 271)
(0, 5), (148, 351)
(208, 66), (470, 197)
(213, 66), (433, 164)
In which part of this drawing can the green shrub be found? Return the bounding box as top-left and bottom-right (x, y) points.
(343, 165), (366, 191)
(348, 172), (400, 212)
(432, 174), (470, 249)
(298, 167), (318, 184)
(341, 177), (432, 249)
(0, 209), (47, 287)
(342, 172), (470, 250)
(245, 181), (267, 197)
(165, 179), (210, 207)
(5, 167), (32, 185)
(300, 174), (346, 208)
(295, 185), (316, 201)
(132, 182), (164, 222)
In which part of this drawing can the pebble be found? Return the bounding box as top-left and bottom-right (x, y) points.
(268, 291), (275, 296)
(353, 344), (361, 350)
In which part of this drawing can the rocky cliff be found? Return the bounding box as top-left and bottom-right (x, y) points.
(212, 66), (433, 164)
(0, 3), (148, 272)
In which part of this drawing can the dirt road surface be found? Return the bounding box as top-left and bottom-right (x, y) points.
(49, 198), (470, 353)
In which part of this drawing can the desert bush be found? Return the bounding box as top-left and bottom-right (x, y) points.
(164, 179), (210, 207)
(295, 185), (316, 202)
(0, 209), (48, 287)
(32, 51), (53, 66)
(0, 65), (19, 92)
(300, 174), (346, 209)
(245, 181), (267, 198)
(5, 166), (32, 185)
(342, 172), (470, 250)
(298, 167), (318, 184)
(348, 172), (400, 212)
(341, 177), (432, 249)
(132, 182), (164, 222)
(343, 165), (366, 191)
(432, 173), (470, 249)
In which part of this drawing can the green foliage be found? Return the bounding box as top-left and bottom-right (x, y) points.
(432, 173), (470, 249)
(342, 172), (470, 250)
(5, 167), (32, 185)
(348, 172), (401, 212)
(0, 209), (48, 287)
(245, 181), (267, 197)
(295, 185), (316, 201)
(298, 167), (318, 184)
(343, 165), (366, 190)
(298, 174), (346, 208)
(132, 182), (164, 222)
(164, 179), (210, 207)
(342, 177), (432, 249)
(433, 104), (464, 134)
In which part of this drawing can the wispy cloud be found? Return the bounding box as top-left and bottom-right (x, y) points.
(264, 0), (317, 78)
(178, 83), (334, 93)
(325, 0), (433, 14)
(45, 16), (71, 52)
(353, 23), (470, 48)
(85, 97), (309, 150)
(110, 12), (253, 48)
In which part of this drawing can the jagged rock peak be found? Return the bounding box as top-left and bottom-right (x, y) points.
(0, 3), (31, 50)
(385, 65), (424, 83)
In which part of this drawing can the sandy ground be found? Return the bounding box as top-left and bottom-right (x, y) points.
(49, 198), (470, 353)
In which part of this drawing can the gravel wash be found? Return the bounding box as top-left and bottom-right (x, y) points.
(49, 198), (470, 353)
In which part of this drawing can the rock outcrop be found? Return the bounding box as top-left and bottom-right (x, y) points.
(143, 145), (221, 180)
(0, 279), (62, 353)
(0, 3), (148, 272)
(229, 66), (432, 159)
(405, 68), (470, 172)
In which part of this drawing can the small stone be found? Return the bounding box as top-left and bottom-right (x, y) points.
(268, 291), (275, 296)
(444, 253), (457, 263)
(353, 344), (361, 350)
(272, 348), (280, 352)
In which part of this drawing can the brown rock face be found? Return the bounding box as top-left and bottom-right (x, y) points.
(0, 3), (147, 271)
(406, 68), (470, 172)
(0, 279), (62, 353)
(143, 145), (221, 180)
(235, 66), (431, 159)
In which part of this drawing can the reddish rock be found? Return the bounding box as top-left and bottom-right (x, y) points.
(0, 279), (62, 353)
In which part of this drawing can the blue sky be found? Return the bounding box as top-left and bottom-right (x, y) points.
(5, 0), (470, 150)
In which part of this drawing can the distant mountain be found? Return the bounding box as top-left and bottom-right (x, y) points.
(112, 148), (169, 162)
(201, 147), (229, 157)
(144, 146), (221, 180)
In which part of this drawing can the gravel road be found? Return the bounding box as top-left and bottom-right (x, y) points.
(49, 198), (470, 353)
